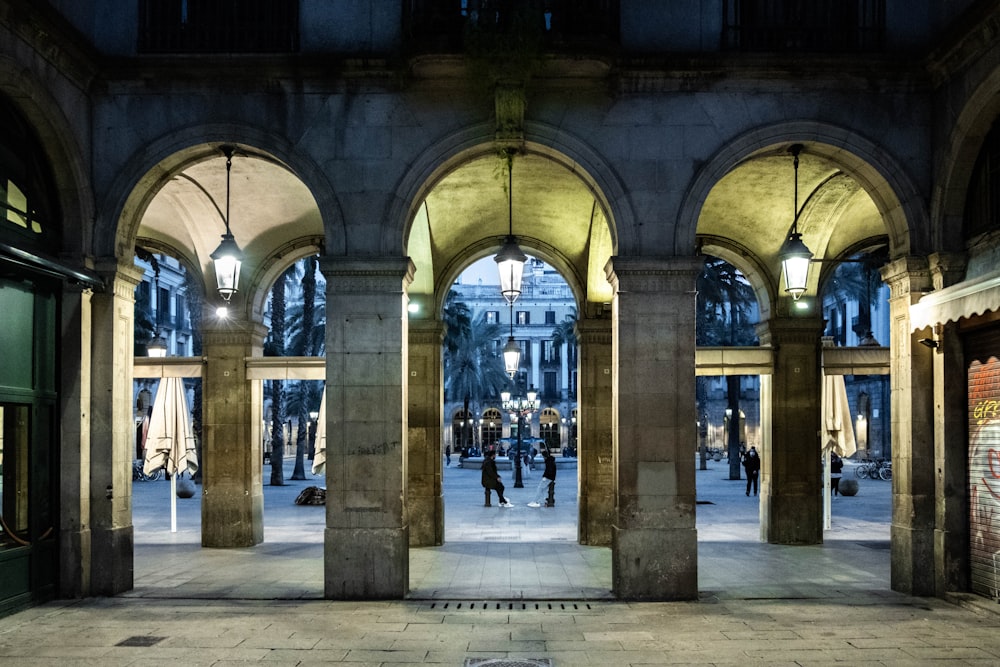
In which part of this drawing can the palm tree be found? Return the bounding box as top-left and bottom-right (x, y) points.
(697, 257), (758, 480)
(444, 302), (510, 451)
(826, 247), (888, 343)
(551, 306), (577, 350)
(283, 257), (324, 480)
(184, 270), (204, 483)
(266, 268), (288, 486)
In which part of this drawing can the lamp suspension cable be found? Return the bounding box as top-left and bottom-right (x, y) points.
(224, 148), (233, 237)
(495, 148), (527, 305)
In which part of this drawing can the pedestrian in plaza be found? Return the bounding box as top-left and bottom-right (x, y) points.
(445, 445), (451, 467)
(830, 452), (844, 496)
(482, 449), (513, 507)
(527, 448), (557, 507)
(743, 445), (761, 496)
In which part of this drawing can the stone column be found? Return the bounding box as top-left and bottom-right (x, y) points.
(756, 316), (825, 545)
(60, 284), (93, 597)
(531, 339), (541, 389)
(606, 256), (700, 600)
(928, 253), (969, 594)
(882, 256), (935, 595)
(322, 257), (413, 599)
(89, 260), (143, 595)
(201, 319), (267, 547)
(408, 319), (444, 546)
(577, 316), (614, 546)
(560, 341), (569, 401)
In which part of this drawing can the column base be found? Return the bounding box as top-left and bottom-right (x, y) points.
(91, 525), (133, 595)
(202, 489), (264, 547)
(407, 493), (443, 546)
(325, 526), (408, 599)
(891, 523), (935, 596)
(59, 527), (91, 597)
(612, 526), (697, 600)
(761, 491), (822, 545)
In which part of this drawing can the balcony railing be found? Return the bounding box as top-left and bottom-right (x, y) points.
(403, 0), (620, 54)
(722, 0), (885, 53)
(138, 0), (299, 54)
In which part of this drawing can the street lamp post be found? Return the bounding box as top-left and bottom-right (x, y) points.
(501, 386), (539, 488)
(307, 410), (319, 460)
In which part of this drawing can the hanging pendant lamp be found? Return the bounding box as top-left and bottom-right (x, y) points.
(495, 149), (527, 305)
(779, 144), (813, 300)
(210, 145), (244, 302)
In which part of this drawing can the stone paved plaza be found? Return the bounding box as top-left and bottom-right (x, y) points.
(1, 458), (999, 664)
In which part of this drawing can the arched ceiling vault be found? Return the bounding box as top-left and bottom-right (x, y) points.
(137, 146), (322, 312)
(698, 148), (887, 308)
(407, 151), (614, 315)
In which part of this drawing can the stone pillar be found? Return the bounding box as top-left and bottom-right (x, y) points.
(606, 256), (700, 600)
(882, 257), (935, 595)
(756, 316), (825, 545)
(531, 339), (541, 389)
(89, 261), (143, 595)
(928, 253), (969, 594)
(577, 316), (614, 546)
(560, 341), (569, 401)
(322, 257), (413, 599)
(407, 319), (444, 547)
(201, 319), (267, 547)
(60, 285), (93, 597)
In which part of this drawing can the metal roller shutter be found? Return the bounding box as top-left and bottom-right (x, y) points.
(965, 328), (1000, 601)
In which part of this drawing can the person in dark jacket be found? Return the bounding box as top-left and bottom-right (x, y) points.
(743, 445), (761, 496)
(527, 448), (557, 507)
(830, 452), (844, 496)
(481, 449), (513, 507)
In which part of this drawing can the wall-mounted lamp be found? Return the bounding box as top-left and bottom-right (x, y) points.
(210, 145), (243, 302)
(918, 337), (938, 349)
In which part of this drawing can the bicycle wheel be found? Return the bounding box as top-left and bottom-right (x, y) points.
(879, 466), (892, 481)
(147, 468), (164, 482)
(856, 465), (869, 479)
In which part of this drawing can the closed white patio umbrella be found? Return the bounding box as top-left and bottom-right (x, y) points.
(143, 377), (199, 532)
(822, 373), (858, 529)
(310, 388), (327, 476)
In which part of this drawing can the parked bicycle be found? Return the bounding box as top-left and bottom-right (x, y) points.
(855, 458), (892, 481)
(132, 459), (163, 482)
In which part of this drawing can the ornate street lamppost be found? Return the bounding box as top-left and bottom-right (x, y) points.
(501, 386), (539, 488)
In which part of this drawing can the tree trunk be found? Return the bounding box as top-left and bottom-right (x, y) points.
(727, 374), (742, 480)
(269, 271), (287, 486)
(291, 418), (307, 480)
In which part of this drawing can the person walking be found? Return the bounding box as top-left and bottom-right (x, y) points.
(444, 445), (451, 467)
(482, 449), (513, 507)
(527, 448), (557, 507)
(830, 452), (844, 496)
(743, 445), (761, 496)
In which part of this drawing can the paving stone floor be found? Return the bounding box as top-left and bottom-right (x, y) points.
(1, 458), (998, 665)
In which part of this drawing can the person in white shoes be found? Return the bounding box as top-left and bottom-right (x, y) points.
(527, 448), (557, 507)
(481, 449), (513, 507)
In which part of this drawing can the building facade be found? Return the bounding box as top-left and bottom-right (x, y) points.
(2, 0), (1000, 613)
(446, 258), (578, 455)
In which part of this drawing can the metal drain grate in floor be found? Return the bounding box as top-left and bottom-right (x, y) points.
(116, 636), (166, 647)
(424, 601), (596, 612)
(464, 660), (553, 667)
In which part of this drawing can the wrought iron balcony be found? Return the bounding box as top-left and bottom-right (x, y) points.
(722, 0), (885, 53)
(138, 0), (299, 54)
(403, 0), (621, 54)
